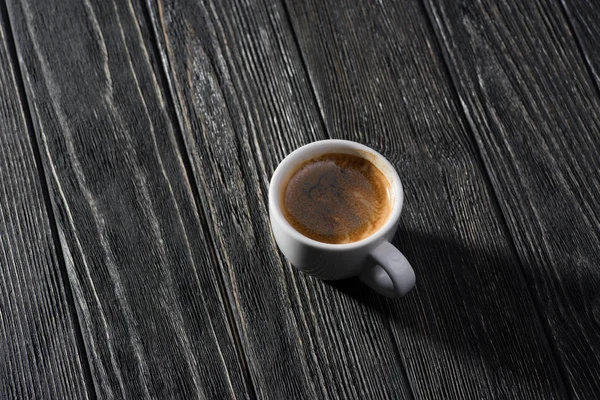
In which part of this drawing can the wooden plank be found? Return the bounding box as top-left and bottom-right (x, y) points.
(423, 0), (600, 397)
(147, 0), (413, 398)
(285, 0), (570, 398)
(6, 0), (253, 397)
(561, 1), (600, 88)
(0, 5), (91, 399)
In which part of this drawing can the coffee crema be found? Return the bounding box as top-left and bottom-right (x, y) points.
(282, 153), (392, 244)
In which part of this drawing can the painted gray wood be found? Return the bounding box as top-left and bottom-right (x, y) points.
(5, 0), (252, 397)
(1, 0), (598, 397)
(0, 4), (91, 399)
(146, 0), (413, 398)
(285, 0), (569, 398)
(424, 0), (600, 397)
(561, 0), (600, 90)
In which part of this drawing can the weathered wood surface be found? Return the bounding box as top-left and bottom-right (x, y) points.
(0, 5), (91, 399)
(147, 0), (412, 398)
(561, 0), (600, 89)
(1, 0), (599, 398)
(285, 0), (569, 398)
(424, 0), (600, 397)
(6, 0), (252, 397)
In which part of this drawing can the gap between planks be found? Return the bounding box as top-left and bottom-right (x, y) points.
(139, 0), (259, 397)
(418, 0), (598, 397)
(277, 0), (419, 398)
(1, 2), (98, 399)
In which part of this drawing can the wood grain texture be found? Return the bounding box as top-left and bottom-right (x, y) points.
(286, 0), (569, 398)
(0, 5), (91, 399)
(424, 0), (600, 397)
(147, 0), (413, 398)
(6, 0), (253, 397)
(561, 0), (600, 89)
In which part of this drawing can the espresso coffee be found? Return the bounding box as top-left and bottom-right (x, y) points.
(282, 153), (392, 244)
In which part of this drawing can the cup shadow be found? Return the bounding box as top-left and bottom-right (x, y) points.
(325, 227), (520, 307)
(323, 227), (585, 396)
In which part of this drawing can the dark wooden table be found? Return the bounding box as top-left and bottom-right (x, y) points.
(1, 0), (598, 398)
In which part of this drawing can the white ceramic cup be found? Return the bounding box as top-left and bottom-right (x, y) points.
(269, 140), (415, 298)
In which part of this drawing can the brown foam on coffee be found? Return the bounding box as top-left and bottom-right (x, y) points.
(282, 153), (392, 244)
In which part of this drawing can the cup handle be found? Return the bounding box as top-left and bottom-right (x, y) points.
(359, 241), (415, 298)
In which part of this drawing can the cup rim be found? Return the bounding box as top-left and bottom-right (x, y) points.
(269, 139), (404, 251)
